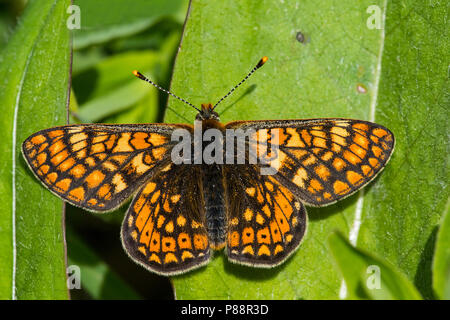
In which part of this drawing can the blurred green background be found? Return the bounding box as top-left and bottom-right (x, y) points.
(0, 0), (189, 299)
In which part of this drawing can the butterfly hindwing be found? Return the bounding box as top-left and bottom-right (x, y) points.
(223, 164), (307, 267)
(121, 164), (211, 275)
(21, 123), (190, 212)
(226, 119), (395, 207)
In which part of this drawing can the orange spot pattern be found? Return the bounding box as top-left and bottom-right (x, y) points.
(245, 120), (394, 206)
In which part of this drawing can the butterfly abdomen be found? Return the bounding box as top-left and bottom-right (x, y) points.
(202, 164), (226, 250)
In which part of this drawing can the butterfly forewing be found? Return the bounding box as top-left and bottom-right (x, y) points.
(21, 123), (188, 211)
(121, 164), (211, 275)
(226, 119), (395, 207)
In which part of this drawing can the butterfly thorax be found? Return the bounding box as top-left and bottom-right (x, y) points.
(196, 103), (227, 250)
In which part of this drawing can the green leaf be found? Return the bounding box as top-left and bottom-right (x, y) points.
(66, 227), (141, 299)
(433, 200), (450, 299)
(72, 0), (187, 49)
(76, 79), (152, 123)
(356, 1), (449, 299)
(328, 231), (422, 300)
(73, 51), (159, 105)
(0, 0), (71, 299)
(166, 0), (448, 299)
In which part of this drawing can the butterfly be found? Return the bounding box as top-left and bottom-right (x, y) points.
(22, 57), (395, 275)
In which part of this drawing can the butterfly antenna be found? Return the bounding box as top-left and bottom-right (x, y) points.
(213, 56), (268, 110)
(132, 70), (201, 112)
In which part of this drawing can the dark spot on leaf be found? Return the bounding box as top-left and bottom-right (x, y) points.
(296, 31), (308, 44)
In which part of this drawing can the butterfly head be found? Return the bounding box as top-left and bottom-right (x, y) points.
(196, 103), (220, 121)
